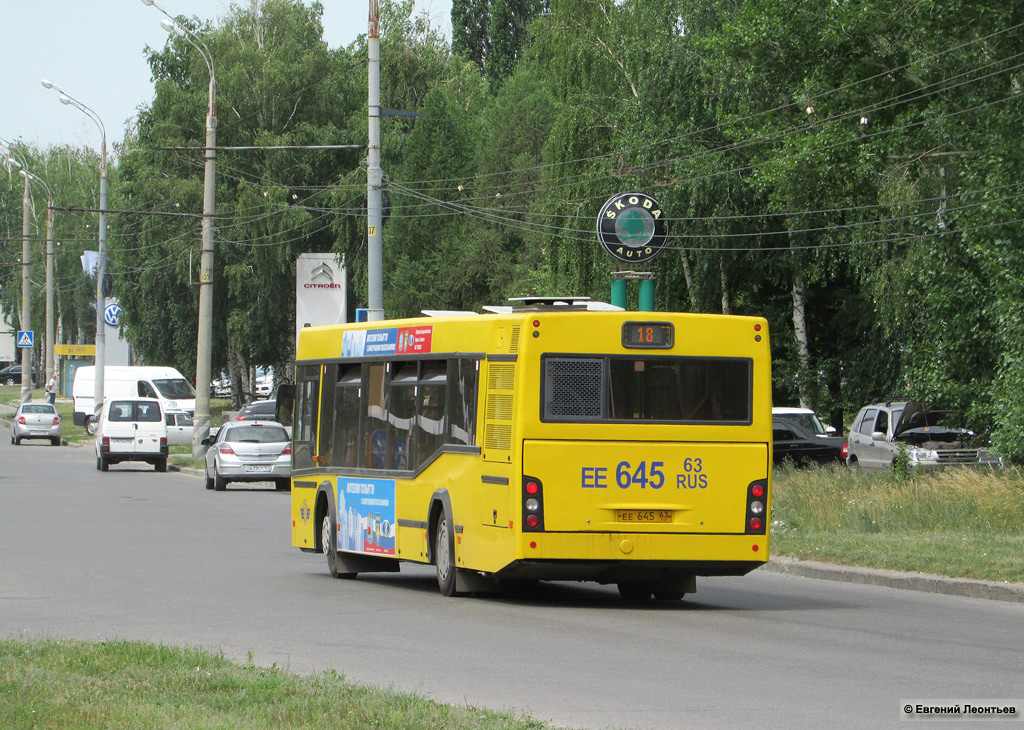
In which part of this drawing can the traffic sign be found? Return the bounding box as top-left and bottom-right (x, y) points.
(16, 330), (34, 348)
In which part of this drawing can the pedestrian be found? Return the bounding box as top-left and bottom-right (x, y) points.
(45, 372), (58, 405)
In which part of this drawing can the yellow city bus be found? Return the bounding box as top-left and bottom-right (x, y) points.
(278, 298), (772, 600)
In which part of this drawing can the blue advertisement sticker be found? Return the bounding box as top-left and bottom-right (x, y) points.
(336, 477), (397, 556)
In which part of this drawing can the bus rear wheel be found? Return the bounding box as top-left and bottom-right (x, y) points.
(435, 514), (457, 597)
(617, 581), (655, 602)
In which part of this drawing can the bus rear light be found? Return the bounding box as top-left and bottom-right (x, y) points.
(745, 480), (768, 535)
(522, 475), (544, 531)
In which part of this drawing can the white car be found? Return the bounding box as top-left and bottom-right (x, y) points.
(203, 421), (291, 491)
(772, 407), (836, 437)
(95, 398), (169, 472)
(165, 410), (194, 447)
(846, 400), (1004, 471)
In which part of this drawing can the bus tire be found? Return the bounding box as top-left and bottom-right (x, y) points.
(435, 512), (458, 597)
(617, 581), (654, 602)
(321, 512), (355, 579)
(653, 590), (686, 601)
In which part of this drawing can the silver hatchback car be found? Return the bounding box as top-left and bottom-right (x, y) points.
(11, 402), (62, 446)
(203, 421), (291, 491)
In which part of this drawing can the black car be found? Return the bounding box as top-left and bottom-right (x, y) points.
(0, 364), (22, 385)
(773, 417), (846, 467)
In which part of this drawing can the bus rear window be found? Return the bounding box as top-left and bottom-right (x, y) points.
(543, 356), (751, 424)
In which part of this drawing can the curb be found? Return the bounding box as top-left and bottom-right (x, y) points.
(763, 556), (1024, 604)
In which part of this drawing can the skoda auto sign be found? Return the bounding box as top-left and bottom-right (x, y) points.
(597, 192), (667, 264)
(104, 302), (122, 327)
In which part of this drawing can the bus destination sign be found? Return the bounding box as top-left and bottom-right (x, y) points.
(622, 321), (674, 349)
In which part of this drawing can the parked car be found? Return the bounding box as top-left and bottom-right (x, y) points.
(203, 420), (291, 491)
(846, 400), (1004, 471)
(772, 406), (837, 437)
(0, 364), (23, 385)
(11, 402), (61, 446)
(234, 399), (277, 422)
(165, 410), (194, 447)
(94, 398), (169, 472)
(772, 417), (846, 467)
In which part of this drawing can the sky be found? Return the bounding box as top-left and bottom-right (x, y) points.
(0, 0), (452, 154)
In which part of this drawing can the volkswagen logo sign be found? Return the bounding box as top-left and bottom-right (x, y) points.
(104, 302), (122, 328)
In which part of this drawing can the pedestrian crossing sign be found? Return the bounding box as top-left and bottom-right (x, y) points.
(17, 330), (34, 348)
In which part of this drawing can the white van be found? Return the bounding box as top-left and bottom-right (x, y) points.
(94, 398), (169, 472)
(73, 366), (196, 430)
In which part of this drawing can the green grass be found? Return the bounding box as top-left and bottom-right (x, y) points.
(0, 639), (552, 730)
(771, 463), (1024, 582)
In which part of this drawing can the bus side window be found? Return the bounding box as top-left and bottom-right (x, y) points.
(386, 362), (417, 471)
(363, 364), (387, 469)
(447, 359), (478, 446)
(331, 366), (361, 468)
(417, 361), (447, 464)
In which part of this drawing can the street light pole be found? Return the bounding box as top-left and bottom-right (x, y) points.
(20, 167), (32, 403)
(42, 80), (107, 427)
(142, 0), (217, 457)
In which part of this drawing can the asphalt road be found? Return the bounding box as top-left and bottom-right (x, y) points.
(2, 430), (1022, 729)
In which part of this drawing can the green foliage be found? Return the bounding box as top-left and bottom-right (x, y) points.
(19, 0), (1024, 461)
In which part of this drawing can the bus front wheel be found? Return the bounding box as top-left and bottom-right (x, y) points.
(321, 512), (357, 579)
(435, 514), (457, 597)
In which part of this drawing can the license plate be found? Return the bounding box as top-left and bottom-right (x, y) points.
(112, 438), (134, 444)
(31, 430), (49, 436)
(616, 510), (673, 523)
(244, 465), (272, 474)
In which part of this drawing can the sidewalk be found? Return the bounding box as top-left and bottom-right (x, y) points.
(763, 556), (1024, 603)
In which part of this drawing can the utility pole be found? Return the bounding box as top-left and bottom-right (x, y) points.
(45, 198), (54, 388)
(193, 60), (217, 458)
(367, 0), (384, 322)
